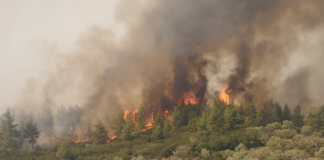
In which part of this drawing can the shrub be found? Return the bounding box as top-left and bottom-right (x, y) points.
(244, 147), (273, 160)
(301, 126), (312, 136)
(201, 148), (210, 157)
(283, 149), (309, 160)
(266, 136), (294, 151)
(131, 155), (146, 160)
(222, 149), (234, 159)
(274, 129), (297, 139)
(173, 145), (190, 158)
(56, 141), (74, 159)
(315, 147), (324, 158)
(260, 134), (269, 145)
(281, 120), (294, 129)
(113, 157), (123, 160)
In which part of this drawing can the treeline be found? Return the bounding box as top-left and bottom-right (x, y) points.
(112, 100), (305, 142)
(1, 100), (324, 159)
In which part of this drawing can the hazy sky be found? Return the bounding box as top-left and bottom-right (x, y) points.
(1, 1), (324, 115)
(0, 0), (123, 112)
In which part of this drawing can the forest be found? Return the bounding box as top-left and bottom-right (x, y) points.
(1, 100), (324, 160)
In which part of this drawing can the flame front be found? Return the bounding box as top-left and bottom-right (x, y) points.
(220, 87), (230, 105)
(123, 108), (138, 124)
(143, 111), (154, 131)
(179, 91), (198, 105)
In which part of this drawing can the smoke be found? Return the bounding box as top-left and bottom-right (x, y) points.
(13, 0), (324, 127)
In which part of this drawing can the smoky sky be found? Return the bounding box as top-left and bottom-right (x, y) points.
(11, 0), (324, 123)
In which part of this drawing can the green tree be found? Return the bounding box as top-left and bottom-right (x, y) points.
(207, 100), (224, 133)
(121, 114), (133, 141)
(244, 103), (257, 126)
(238, 104), (244, 116)
(224, 106), (241, 131)
(197, 111), (208, 132)
(304, 106), (324, 132)
(113, 113), (125, 136)
(282, 104), (291, 121)
(23, 117), (40, 149)
(92, 119), (109, 144)
(261, 104), (272, 124)
(291, 105), (304, 129)
(135, 107), (145, 131)
(152, 113), (163, 129)
(163, 119), (171, 133)
(151, 125), (164, 140)
(171, 106), (182, 129)
(270, 102), (282, 123)
(56, 141), (73, 159)
(0, 108), (20, 153)
(254, 111), (264, 127)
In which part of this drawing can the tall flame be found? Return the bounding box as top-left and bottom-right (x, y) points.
(143, 110), (154, 131)
(123, 108), (139, 124)
(179, 91), (198, 105)
(220, 87), (230, 105)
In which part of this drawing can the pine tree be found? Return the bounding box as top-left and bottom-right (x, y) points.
(171, 106), (182, 129)
(254, 111), (264, 127)
(207, 100), (224, 132)
(67, 122), (77, 142)
(92, 119), (109, 144)
(304, 106), (324, 132)
(292, 105), (304, 129)
(197, 111), (208, 132)
(282, 104), (291, 121)
(234, 109), (244, 128)
(151, 125), (164, 140)
(85, 120), (92, 141)
(42, 107), (56, 147)
(23, 117), (40, 149)
(163, 119), (171, 133)
(121, 114), (133, 141)
(270, 102), (282, 123)
(224, 106), (236, 131)
(152, 113), (163, 129)
(238, 103), (245, 116)
(0, 108), (20, 153)
(244, 103), (257, 126)
(271, 106), (280, 123)
(113, 113), (125, 136)
(261, 104), (272, 124)
(135, 107), (145, 131)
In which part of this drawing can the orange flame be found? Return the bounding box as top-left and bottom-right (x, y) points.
(179, 91), (198, 105)
(143, 111), (154, 131)
(123, 108), (139, 124)
(107, 135), (116, 142)
(220, 87), (230, 105)
(75, 128), (85, 143)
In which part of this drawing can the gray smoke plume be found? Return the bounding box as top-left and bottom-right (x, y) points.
(15, 0), (324, 128)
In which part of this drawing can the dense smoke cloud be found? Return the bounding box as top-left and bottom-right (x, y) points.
(15, 0), (324, 127)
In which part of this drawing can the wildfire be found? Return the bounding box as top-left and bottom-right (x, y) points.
(107, 135), (116, 142)
(143, 111), (154, 131)
(220, 87), (231, 105)
(123, 108), (138, 124)
(75, 128), (85, 143)
(163, 109), (169, 118)
(179, 91), (198, 105)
